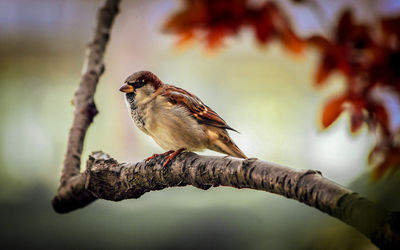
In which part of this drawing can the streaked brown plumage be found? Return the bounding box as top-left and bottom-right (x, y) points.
(120, 71), (246, 165)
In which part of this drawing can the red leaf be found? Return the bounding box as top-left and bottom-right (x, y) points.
(176, 32), (194, 48)
(350, 99), (365, 132)
(321, 96), (346, 128)
(350, 112), (364, 132)
(254, 20), (273, 43)
(206, 29), (227, 49)
(315, 53), (337, 84)
(336, 10), (353, 43)
(371, 103), (389, 128)
(281, 29), (304, 54)
(380, 17), (400, 44)
(307, 35), (331, 51)
(249, 7), (273, 43)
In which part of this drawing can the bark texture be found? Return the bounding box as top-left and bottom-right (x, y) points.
(53, 0), (121, 213)
(81, 151), (399, 250)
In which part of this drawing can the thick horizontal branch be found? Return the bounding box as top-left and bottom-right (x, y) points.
(52, 151), (399, 249)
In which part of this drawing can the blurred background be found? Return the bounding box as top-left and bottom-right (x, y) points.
(0, 0), (399, 249)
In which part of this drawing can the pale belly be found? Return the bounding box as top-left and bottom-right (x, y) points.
(144, 105), (208, 151)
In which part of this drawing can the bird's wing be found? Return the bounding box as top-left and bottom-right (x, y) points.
(162, 85), (238, 132)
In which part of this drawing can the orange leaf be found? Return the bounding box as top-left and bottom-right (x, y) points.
(321, 96), (346, 128)
(176, 32), (194, 48)
(281, 29), (304, 54)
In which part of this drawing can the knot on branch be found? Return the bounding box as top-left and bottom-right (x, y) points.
(304, 169), (322, 176)
(86, 151), (115, 167)
(84, 101), (98, 122)
(85, 151), (153, 201)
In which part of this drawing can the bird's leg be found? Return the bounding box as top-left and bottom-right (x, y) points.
(163, 148), (185, 167)
(145, 150), (174, 162)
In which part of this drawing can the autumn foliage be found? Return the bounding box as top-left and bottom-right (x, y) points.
(163, 0), (303, 52)
(164, 0), (400, 179)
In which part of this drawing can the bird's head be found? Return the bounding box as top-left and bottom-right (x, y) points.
(120, 71), (162, 99)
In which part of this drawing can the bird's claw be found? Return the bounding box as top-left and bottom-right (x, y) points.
(162, 148), (185, 167)
(145, 154), (160, 162)
(145, 150), (174, 162)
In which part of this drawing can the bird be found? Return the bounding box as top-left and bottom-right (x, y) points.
(119, 71), (247, 166)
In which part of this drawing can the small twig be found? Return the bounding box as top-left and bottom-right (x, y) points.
(53, 0), (121, 212)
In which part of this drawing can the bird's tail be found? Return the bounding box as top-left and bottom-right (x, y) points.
(209, 130), (247, 159)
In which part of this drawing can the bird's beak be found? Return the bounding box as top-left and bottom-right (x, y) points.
(119, 84), (134, 93)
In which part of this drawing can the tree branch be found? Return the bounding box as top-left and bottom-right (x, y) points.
(53, 0), (121, 212)
(56, 151), (399, 249)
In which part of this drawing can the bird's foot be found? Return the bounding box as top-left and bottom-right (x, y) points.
(145, 150), (174, 162)
(163, 148), (185, 167)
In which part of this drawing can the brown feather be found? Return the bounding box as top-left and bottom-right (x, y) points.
(162, 85), (238, 132)
(206, 128), (247, 159)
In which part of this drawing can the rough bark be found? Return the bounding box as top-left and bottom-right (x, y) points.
(56, 151), (400, 249)
(52, 0), (400, 249)
(85, 152), (400, 249)
(53, 0), (121, 213)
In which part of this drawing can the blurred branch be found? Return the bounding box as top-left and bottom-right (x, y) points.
(52, 0), (121, 212)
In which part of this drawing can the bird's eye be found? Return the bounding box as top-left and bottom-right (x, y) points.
(134, 80), (145, 88)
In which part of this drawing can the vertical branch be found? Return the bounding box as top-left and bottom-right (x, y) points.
(53, 0), (121, 213)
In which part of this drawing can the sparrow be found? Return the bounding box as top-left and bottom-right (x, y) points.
(119, 71), (247, 166)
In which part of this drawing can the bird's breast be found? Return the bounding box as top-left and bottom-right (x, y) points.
(125, 93), (147, 131)
(126, 94), (209, 151)
(130, 107), (146, 129)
